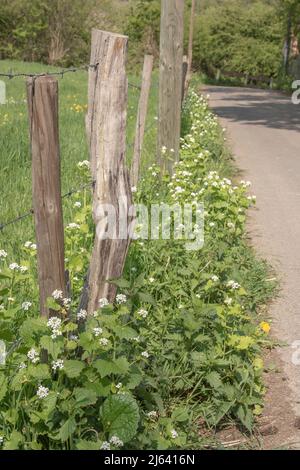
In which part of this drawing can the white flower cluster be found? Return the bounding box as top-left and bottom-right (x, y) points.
(147, 410), (158, 419)
(0, 250), (8, 258)
(93, 327), (103, 337)
(52, 359), (64, 371)
(27, 348), (39, 363)
(36, 385), (49, 399)
(74, 201), (82, 208)
(116, 294), (127, 304)
(47, 316), (62, 339)
(22, 301), (32, 311)
(171, 429), (178, 439)
(52, 290), (63, 300)
(101, 435), (124, 450)
(99, 338), (109, 347)
(66, 223), (80, 230)
(141, 351), (149, 359)
(99, 298), (109, 308)
(227, 280), (241, 290)
(77, 309), (87, 320)
(211, 275), (219, 282)
(9, 263), (28, 272)
(137, 308), (148, 319)
(77, 160), (90, 169)
(24, 241), (37, 250)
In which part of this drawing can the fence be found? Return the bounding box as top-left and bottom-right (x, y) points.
(0, 25), (190, 319)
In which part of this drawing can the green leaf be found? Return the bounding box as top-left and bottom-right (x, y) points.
(46, 297), (62, 311)
(59, 417), (77, 442)
(138, 292), (156, 305)
(19, 317), (47, 345)
(236, 404), (253, 431)
(171, 407), (189, 422)
(74, 387), (97, 407)
(206, 371), (223, 390)
(27, 364), (50, 380)
(94, 357), (130, 378)
(0, 373), (8, 401)
(40, 335), (63, 359)
(3, 430), (24, 450)
(76, 439), (101, 450)
(64, 360), (85, 378)
(100, 394), (139, 443)
(113, 325), (138, 340)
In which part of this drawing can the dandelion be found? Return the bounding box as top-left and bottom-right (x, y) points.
(27, 348), (39, 364)
(141, 351), (149, 359)
(171, 429), (178, 439)
(52, 359), (64, 371)
(137, 308), (148, 319)
(116, 294), (127, 304)
(36, 385), (49, 399)
(99, 298), (109, 308)
(93, 327), (103, 337)
(100, 441), (110, 450)
(52, 290), (63, 300)
(260, 321), (271, 334)
(77, 309), (87, 320)
(99, 338), (109, 346)
(110, 436), (124, 448)
(0, 250), (7, 258)
(22, 301), (32, 311)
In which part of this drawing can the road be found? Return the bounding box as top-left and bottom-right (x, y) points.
(205, 85), (300, 445)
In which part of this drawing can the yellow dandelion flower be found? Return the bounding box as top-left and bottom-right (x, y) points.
(260, 321), (270, 334)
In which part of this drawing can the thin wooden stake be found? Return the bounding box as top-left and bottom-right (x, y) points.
(158, 0), (184, 175)
(184, 0), (196, 98)
(26, 76), (66, 318)
(131, 54), (154, 188)
(86, 29), (132, 313)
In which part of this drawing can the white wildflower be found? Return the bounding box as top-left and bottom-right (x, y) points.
(137, 308), (148, 319)
(19, 266), (28, 273)
(115, 382), (122, 389)
(74, 201), (82, 208)
(77, 160), (90, 169)
(147, 411), (158, 419)
(131, 186), (137, 193)
(9, 263), (19, 271)
(36, 385), (49, 399)
(52, 359), (64, 371)
(100, 441), (110, 450)
(27, 348), (39, 364)
(116, 294), (127, 304)
(47, 317), (62, 330)
(22, 301), (32, 311)
(52, 290), (63, 300)
(110, 436), (124, 448)
(227, 280), (241, 290)
(99, 338), (109, 346)
(141, 351), (149, 359)
(211, 275), (219, 282)
(77, 309), (87, 320)
(93, 327), (103, 337)
(19, 362), (27, 370)
(99, 298), (109, 308)
(0, 250), (8, 258)
(67, 223), (80, 230)
(171, 429), (178, 439)
(224, 297), (233, 306)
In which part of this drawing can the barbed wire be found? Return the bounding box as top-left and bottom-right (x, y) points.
(0, 117), (158, 233)
(0, 62), (143, 90)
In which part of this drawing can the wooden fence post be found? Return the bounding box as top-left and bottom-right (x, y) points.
(26, 76), (66, 318)
(131, 54), (154, 188)
(86, 29), (132, 313)
(158, 0), (184, 175)
(184, 0), (196, 98)
(182, 55), (188, 105)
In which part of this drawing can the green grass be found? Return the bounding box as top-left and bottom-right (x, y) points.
(0, 60), (158, 257)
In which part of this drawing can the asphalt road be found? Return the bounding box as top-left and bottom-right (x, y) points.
(205, 85), (300, 421)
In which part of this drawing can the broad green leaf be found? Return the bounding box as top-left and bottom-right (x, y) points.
(74, 387), (97, 407)
(206, 371), (223, 390)
(100, 394), (139, 442)
(0, 374), (8, 401)
(40, 335), (63, 359)
(76, 439), (101, 450)
(64, 360), (85, 378)
(27, 364), (50, 380)
(3, 430), (23, 450)
(59, 416), (77, 442)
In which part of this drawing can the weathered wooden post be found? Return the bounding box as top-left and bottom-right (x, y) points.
(184, 0), (196, 98)
(27, 76), (66, 318)
(131, 54), (154, 188)
(86, 30), (132, 313)
(158, 0), (184, 175)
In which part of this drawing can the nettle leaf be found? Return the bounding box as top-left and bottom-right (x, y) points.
(64, 360), (85, 378)
(138, 292), (156, 305)
(3, 430), (24, 450)
(112, 325), (138, 340)
(206, 371), (223, 390)
(40, 335), (63, 359)
(171, 407), (189, 422)
(27, 364), (50, 380)
(100, 394), (139, 443)
(74, 387), (97, 407)
(46, 297), (61, 312)
(19, 317), (47, 345)
(0, 373), (8, 401)
(76, 439), (101, 450)
(110, 278), (131, 288)
(59, 416), (77, 442)
(235, 404), (253, 432)
(94, 357), (130, 378)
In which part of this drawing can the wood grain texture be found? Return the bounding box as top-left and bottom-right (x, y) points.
(158, 0), (184, 175)
(27, 76), (66, 317)
(86, 29), (132, 313)
(131, 54), (154, 188)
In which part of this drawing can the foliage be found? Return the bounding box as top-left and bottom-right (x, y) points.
(0, 89), (275, 449)
(194, 0), (284, 78)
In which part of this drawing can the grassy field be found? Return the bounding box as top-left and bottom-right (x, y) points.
(0, 60), (158, 257)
